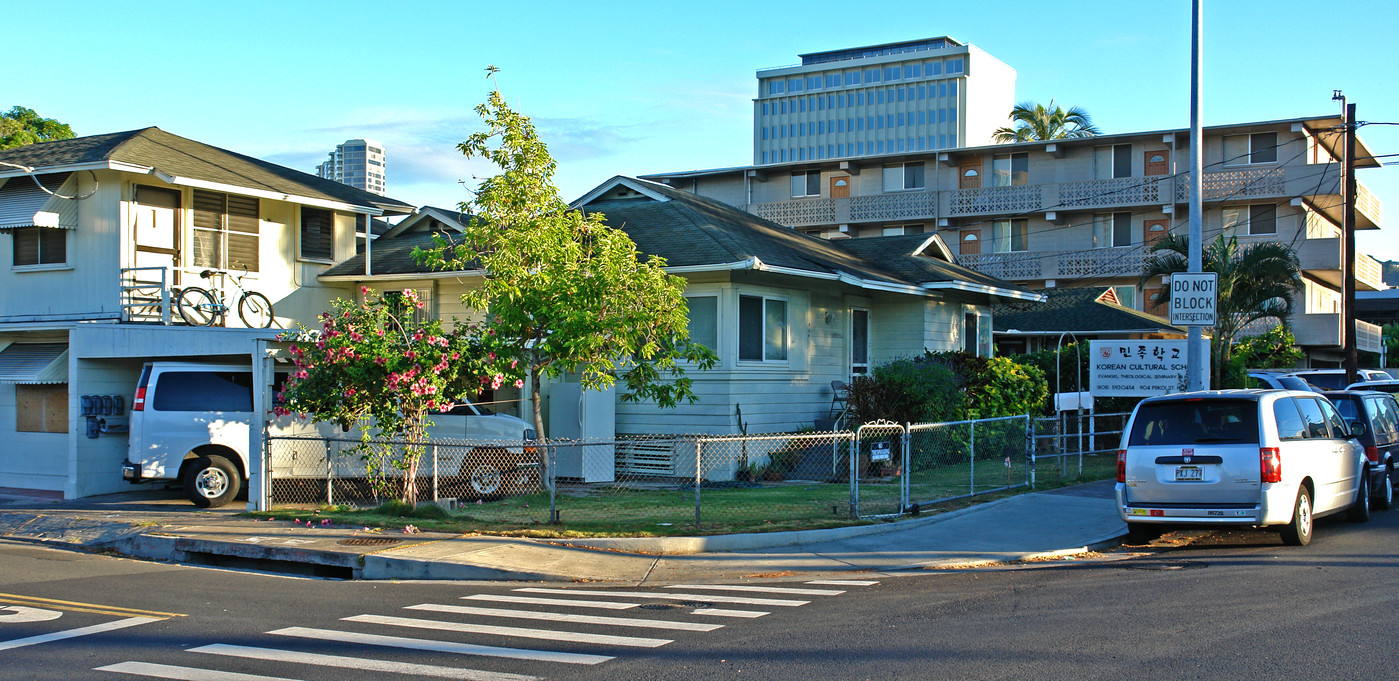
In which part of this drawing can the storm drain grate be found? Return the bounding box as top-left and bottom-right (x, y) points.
(337, 537), (404, 547)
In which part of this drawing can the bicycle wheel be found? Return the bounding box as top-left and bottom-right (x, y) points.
(176, 287), (220, 326)
(238, 291), (275, 329)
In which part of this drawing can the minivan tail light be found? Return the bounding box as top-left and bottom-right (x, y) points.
(1365, 445), (1380, 463)
(1116, 450), (1126, 483)
(133, 387), (146, 412)
(1260, 447), (1282, 483)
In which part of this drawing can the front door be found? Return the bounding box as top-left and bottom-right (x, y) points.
(959, 229), (981, 256)
(1144, 219), (1169, 248)
(830, 176), (850, 198)
(959, 163), (981, 189)
(1144, 150), (1169, 176)
(133, 186), (182, 284)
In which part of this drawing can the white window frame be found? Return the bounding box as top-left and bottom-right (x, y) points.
(1223, 132), (1279, 166)
(882, 163), (925, 192)
(684, 295), (719, 352)
(991, 219), (1028, 253)
(850, 307), (870, 377)
(991, 153), (1028, 187)
(1222, 204), (1278, 237)
(791, 171), (821, 198)
(1092, 212), (1133, 249)
(738, 294), (789, 363)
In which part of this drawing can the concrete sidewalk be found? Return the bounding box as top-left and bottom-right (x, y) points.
(0, 481), (1126, 585)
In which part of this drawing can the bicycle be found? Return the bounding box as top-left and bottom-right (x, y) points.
(176, 268), (276, 328)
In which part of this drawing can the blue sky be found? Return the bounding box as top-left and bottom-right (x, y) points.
(8, 1), (1399, 258)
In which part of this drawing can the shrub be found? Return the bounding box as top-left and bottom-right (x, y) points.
(848, 351), (1046, 424)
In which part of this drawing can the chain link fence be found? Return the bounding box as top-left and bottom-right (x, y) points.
(1031, 411), (1130, 487)
(264, 411), (1118, 531)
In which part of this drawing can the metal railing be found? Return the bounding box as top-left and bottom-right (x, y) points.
(120, 267), (171, 324)
(1031, 411), (1131, 487)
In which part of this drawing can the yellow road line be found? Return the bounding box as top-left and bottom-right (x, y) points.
(0, 592), (183, 618)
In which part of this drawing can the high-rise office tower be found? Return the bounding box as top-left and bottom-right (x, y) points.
(315, 139), (386, 196)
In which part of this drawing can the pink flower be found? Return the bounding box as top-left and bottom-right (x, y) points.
(361, 286), (369, 295)
(376, 329), (385, 337)
(510, 359), (518, 369)
(451, 352), (459, 360)
(514, 379), (524, 388)
(487, 352), (496, 360)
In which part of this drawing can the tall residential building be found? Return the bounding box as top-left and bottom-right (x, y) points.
(316, 139), (386, 196)
(753, 37), (1015, 165)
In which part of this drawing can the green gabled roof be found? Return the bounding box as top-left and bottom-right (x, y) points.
(0, 127), (412, 214)
(993, 287), (1184, 335)
(324, 230), (468, 277)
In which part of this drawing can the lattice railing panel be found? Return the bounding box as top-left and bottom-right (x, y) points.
(849, 191), (937, 222)
(752, 198), (836, 226)
(956, 252), (1043, 280)
(947, 185), (1043, 216)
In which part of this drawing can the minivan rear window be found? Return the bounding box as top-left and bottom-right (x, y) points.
(1296, 372), (1346, 390)
(152, 371), (254, 412)
(1129, 399), (1260, 446)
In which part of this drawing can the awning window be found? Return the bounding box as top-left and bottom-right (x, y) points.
(0, 173), (77, 230)
(0, 343), (69, 384)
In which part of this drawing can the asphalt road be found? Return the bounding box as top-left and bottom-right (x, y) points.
(2, 504), (1395, 681)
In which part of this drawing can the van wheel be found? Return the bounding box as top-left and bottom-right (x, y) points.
(1349, 472), (1372, 523)
(1280, 488), (1313, 546)
(184, 455), (240, 508)
(1375, 467), (1394, 511)
(1125, 522), (1160, 544)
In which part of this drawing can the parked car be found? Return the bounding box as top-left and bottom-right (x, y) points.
(1246, 372), (1320, 392)
(1290, 369), (1392, 390)
(1116, 389), (1369, 546)
(1345, 380), (1399, 395)
(1320, 390), (1399, 509)
(124, 361), (537, 507)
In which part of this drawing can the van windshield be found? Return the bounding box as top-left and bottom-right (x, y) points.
(1129, 399), (1260, 446)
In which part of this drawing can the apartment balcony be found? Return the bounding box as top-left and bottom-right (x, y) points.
(1296, 238), (1385, 291)
(946, 184), (1044, 217)
(1291, 314), (1382, 353)
(1057, 176), (1168, 211)
(956, 245), (1148, 283)
(751, 192), (939, 228)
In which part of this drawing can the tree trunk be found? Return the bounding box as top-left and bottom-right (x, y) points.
(529, 364), (551, 492)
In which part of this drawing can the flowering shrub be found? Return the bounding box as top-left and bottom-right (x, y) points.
(276, 288), (523, 505)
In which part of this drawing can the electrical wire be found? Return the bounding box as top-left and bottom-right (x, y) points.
(0, 160), (99, 200)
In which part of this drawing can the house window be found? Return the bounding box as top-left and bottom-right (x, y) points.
(192, 189), (260, 272)
(686, 296), (718, 350)
(300, 207), (333, 261)
(1223, 204), (1278, 236)
(1092, 212), (1133, 248)
(1224, 132), (1278, 165)
(851, 308), (869, 376)
(383, 288), (433, 325)
(991, 219), (1028, 253)
(1095, 144), (1133, 179)
(964, 313), (979, 353)
(12, 227), (65, 266)
(16, 383), (67, 433)
(991, 153), (1028, 187)
(738, 294), (787, 362)
(882, 224), (923, 236)
(791, 171), (820, 198)
(1112, 285), (1138, 309)
(882, 163), (925, 191)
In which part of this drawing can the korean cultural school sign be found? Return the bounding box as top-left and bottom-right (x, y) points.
(1089, 340), (1188, 397)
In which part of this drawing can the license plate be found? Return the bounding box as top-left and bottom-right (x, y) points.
(1175, 465), (1203, 482)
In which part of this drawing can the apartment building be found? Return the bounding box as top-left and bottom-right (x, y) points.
(315, 138), (387, 196)
(753, 37), (1015, 165)
(646, 115), (1385, 364)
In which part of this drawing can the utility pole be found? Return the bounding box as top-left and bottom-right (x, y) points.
(1186, 0), (1209, 391)
(1336, 92), (1358, 384)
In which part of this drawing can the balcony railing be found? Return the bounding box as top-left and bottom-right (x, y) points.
(1058, 176), (1167, 210)
(1296, 237), (1385, 291)
(1055, 245), (1149, 278)
(751, 197), (835, 227)
(954, 251), (1043, 280)
(947, 184), (1043, 217)
(1174, 166), (1287, 203)
(849, 191), (937, 222)
(1290, 314), (1383, 353)
(120, 267), (172, 324)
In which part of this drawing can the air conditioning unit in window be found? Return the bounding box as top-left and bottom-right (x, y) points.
(838, 224), (850, 233)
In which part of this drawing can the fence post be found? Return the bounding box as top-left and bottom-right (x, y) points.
(694, 439), (702, 529)
(549, 444), (559, 524)
(430, 443), (438, 502)
(1026, 415), (1036, 489)
(849, 429), (859, 519)
(969, 421), (976, 496)
(324, 439), (334, 508)
(901, 426), (911, 513)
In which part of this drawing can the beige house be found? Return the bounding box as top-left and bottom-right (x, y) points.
(643, 115), (1385, 366)
(0, 128), (412, 498)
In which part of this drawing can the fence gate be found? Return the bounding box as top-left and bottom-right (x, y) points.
(852, 421), (908, 519)
(906, 414), (1031, 509)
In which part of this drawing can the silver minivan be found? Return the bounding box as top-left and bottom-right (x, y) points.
(1116, 389), (1369, 546)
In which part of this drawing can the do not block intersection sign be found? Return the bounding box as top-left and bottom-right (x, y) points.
(1170, 272), (1217, 327)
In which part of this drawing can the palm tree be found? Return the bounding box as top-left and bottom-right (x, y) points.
(1140, 233), (1303, 388)
(991, 100), (1100, 143)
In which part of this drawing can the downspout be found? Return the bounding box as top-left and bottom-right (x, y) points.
(364, 215), (372, 277)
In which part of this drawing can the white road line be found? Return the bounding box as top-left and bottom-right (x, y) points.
(806, 580), (880, 586)
(692, 608), (769, 618)
(268, 627), (611, 665)
(514, 588), (809, 607)
(0, 616), (161, 652)
(461, 594), (639, 610)
(191, 644), (538, 681)
(664, 584), (845, 596)
(95, 661), (299, 681)
(343, 614), (673, 648)
(408, 603), (723, 632)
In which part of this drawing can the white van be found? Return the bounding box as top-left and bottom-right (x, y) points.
(123, 361), (537, 507)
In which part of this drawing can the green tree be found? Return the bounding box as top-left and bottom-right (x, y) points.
(418, 75), (717, 479)
(991, 100), (1100, 143)
(1140, 233), (1303, 388)
(275, 289), (521, 506)
(1223, 326), (1304, 388)
(0, 106), (75, 150)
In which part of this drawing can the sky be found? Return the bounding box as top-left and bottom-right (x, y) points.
(7, 0), (1399, 259)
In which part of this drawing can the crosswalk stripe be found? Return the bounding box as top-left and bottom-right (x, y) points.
(95, 661), (299, 681)
(0, 616), (161, 652)
(514, 588), (809, 607)
(665, 584), (845, 596)
(461, 594), (639, 610)
(806, 580), (880, 586)
(408, 603), (723, 632)
(692, 608), (769, 618)
(191, 644), (539, 681)
(343, 614), (673, 648)
(268, 626), (611, 665)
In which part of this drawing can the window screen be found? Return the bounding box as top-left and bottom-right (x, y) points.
(300, 207), (333, 260)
